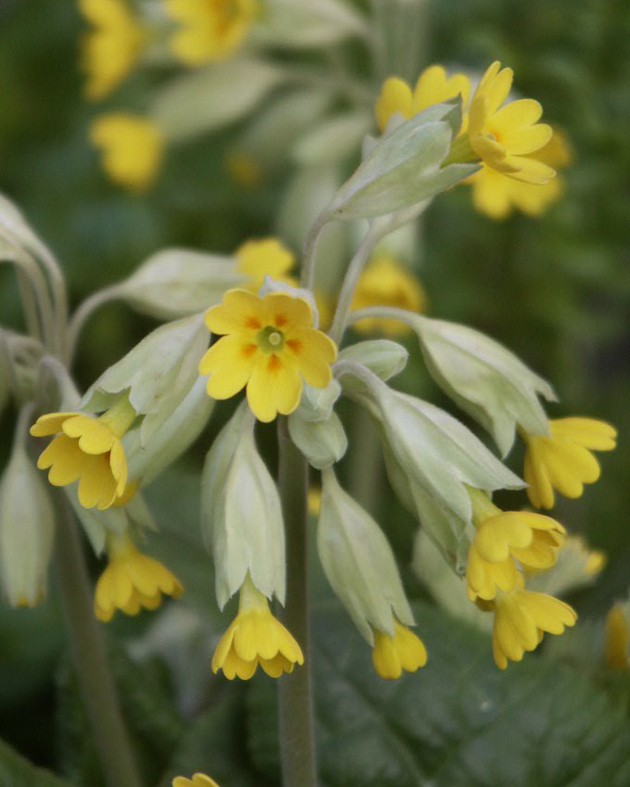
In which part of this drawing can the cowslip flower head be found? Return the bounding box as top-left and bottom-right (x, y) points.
(522, 417), (617, 509)
(375, 64), (470, 133)
(461, 61), (554, 184)
(79, 0), (146, 101)
(372, 620), (428, 680)
(234, 238), (295, 290)
(211, 575), (304, 680)
(604, 603), (629, 671)
(94, 532), (183, 622)
(489, 574), (577, 669)
(30, 397), (136, 510)
(466, 489), (566, 601)
(90, 114), (165, 193)
(173, 774), (220, 787)
(165, 0), (258, 66)
(199, 288), (337, 422)
(350, 254), (427, 337)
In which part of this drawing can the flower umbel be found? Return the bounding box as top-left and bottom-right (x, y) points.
(199, 288), (337, 422)
(30, 397), (136, 510)
(90, 114), (165, 193)
(172, 773), (220, 787)
(94, 532), (183, 622)
(522, 417), (617, 509)
(372, 621), (427, 679)
(211, 575), (304, 679)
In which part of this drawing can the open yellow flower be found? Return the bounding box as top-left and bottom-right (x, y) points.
(90, 114), (165, 193)
(522, 417), (617, 509)
(463, 61), (554, 184)
(165, 0), (258, 66)
(79, 0), (146, 101)
(604, 604), (629, 671)
(375, 64), (470, 133)
(350, 254), (427, 337)
(490, 574), (577, 669)
(372, 621), (427, 679)
(30, 398), (136, 510)
(235, 238), (296, 290)
(211, 576), (304, 680)
(94, 532), (183, 622)
(173, 774), (220, 787)
(199, 288), (337, 422)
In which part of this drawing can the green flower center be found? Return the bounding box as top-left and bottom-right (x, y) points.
(256, 325), (285, 353)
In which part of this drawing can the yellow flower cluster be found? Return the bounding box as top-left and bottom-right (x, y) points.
(372, 621), (427, 680)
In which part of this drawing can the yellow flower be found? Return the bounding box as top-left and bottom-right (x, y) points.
(173, 775), (220, 787)
(199, 288), (337, 423)
(30, 398), (136, 510)
(522, 417), (617, 509)
(490, 574), (577, 669)
(467, 129), (571, 219)
(466, 491), (566, 601)
(350, 254), (427, 337)
(90, 114), (165, 193)
(462, 61), (553, 184)
(211, 576), (304, 680)
(372, 621), (427, 679)
(165, 0), (258, 66)
(78, 0), (146, 101)
(604, 604), (629, 671)
(375, 64), (470, 133)
(94, 532), (183, 622)
(234, 238), (295, 290)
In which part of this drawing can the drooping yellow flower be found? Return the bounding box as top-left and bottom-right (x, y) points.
(522, 417), (617, 509)
(234, 238), (296, 290)
(199, 288), (337, 422)
(350, 254), (427, 337)
(490, 574), (577, 669)
(90, 114), (165, 193)
(211, 576), (304, 680)
(78, 0), (146, 101)
(30, 398), (136, 510)
(173, 774), (220, 787)
(372, 621), (427, 679)
(460, 61), (554, 184)
(467, 129), (571, 219)
(94, 532), (183, 622)
(165, 0), (258, 66)
(604, 603), (629, 671)
(375, 64), (470, 133)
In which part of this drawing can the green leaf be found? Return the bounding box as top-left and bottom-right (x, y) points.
(248, 602), (630, 786)
(0, 737), (76, 787)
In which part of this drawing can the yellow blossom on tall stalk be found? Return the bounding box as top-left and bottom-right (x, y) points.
(466, 489), (565, 601)
(211, 575), (304, 679)
(485, 573), (577, 669)
(172, 773), (220, 787)
(372, 620), (427, 679)
(78, 0), (146, 100)
(30, 398), (136, 510)
(90, 114), (165, 193)
(94, 532), (183, 621)
(199, 288), (337, 422)
(375, 64), (470, 133)
(350, 253), (427, 337)
(234, 238), (296, 290)
(165, 0), (258, 66)
(521, 417), (617, 509)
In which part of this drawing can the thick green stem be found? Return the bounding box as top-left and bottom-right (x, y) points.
(54, 499), (143, 787)
(276, 418), (318, 787)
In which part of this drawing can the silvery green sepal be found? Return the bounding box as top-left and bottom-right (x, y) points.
(2, 330), (44, 405)
(115, 249), (245, 321)
(67, 491), (128, 555)
(288, 380), (346, 469)
(318, 468), (414, 643)
(0, 442), (55, 606)
(412, 315), (556, 455)
(256, 0), (369, 48)
(292, 111), (372, 166)
(295, 379), (342, 422)
(0, 191), (54, 265)
(337, 340), (408, 393)
(82, 314), (208, 443)
(201, 403), (285, 608)
(324, 101), (478, 220)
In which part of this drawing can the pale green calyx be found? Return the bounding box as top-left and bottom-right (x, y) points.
(411, 315), (556, 456)
(337, 339), (408, 392)
(201, 402), (285, 609)
(82, 314), (209, 443)
(317, 468), (414, 644)
(288, 380), (346, 469)
(255, 0), (369, 49)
